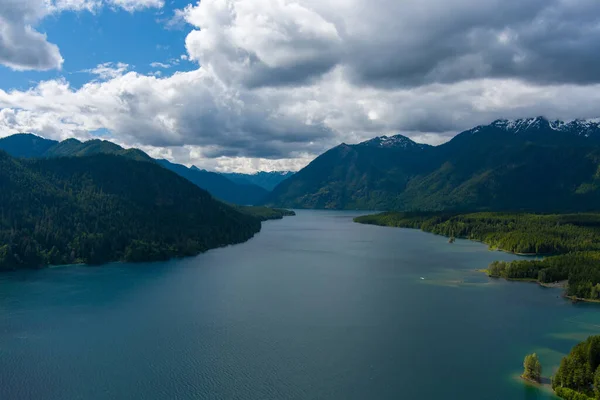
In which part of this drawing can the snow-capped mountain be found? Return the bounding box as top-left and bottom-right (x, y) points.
(470, 117), (600, 139)
(357, 134), (430, 149)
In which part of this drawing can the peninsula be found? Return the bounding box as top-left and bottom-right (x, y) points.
(355, 212), (600, 302)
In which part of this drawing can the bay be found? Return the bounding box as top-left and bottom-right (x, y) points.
(1, 210), (599, 399)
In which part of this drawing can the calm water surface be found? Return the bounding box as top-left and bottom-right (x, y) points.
(2, 210), (600, 399)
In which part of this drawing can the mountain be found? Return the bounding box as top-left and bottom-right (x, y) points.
(0, 133), (58, 157)
(0, 151), (261, 270)
(157, 160), (268, 205)
(44, 138), (152, 161)
(220, 171), (295, 191)
(0, 134), (152, 161)
(264, 117), (600, 211)
(0, 133), (268, 205)
(264, 135), (430, 209)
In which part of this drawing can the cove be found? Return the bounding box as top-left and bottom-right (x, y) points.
(1, 210), (599, 399)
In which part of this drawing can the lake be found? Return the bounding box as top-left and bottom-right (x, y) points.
(1, 210), (599, 399)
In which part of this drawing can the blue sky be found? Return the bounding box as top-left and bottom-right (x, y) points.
(0, 1), (193, 91)
(1, 0), (600, 172)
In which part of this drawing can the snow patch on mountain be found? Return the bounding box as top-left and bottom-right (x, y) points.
(480, 117), (600, 138)
(358, 134), (427, 149)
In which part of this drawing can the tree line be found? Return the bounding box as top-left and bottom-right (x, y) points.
(355, 212), (600, 300)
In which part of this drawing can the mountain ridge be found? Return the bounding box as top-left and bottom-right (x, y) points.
(0, 133), (268, 205)
(264, 117), (600, 211)
(220, 171), (295, 191)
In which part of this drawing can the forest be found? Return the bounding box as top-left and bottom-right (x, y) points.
(355, 212), (600, 300)
(552, 336), (600, 399)
(0, 151), (265, 270)
(234, 206), (296, 221)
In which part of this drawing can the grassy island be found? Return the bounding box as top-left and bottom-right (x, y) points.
(354, 212), (600, 302)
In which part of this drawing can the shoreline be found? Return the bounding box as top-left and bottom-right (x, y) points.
(359, 220), (598, 305)
(483, 271), (600, 304)
(355, 220), (552, 258)
(2, 211), (295, 273)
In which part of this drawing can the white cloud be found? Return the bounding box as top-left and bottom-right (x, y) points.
(105, 0), (164, 13)
(3, 0), (600, 172)
(0, 0), (64, 71)
(82, 62), (130, 80)
(0, 0), (163, 71)
(150, 62), (170, 69)
(4, 64), (600, 172)
(182, 0), (342, 87)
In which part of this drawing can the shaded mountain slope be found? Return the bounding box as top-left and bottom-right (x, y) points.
(0, 151), (261, 270)
(265, 117), (600, 211)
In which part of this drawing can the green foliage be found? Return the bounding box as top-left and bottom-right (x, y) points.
(554, 387), (594, 400)
(355, 212), (600, 254)
(553, 336), (600, 399)
(356, 212), (600, 300)
(234, 206), (295, 221)
(523, 353), (542, 382)
(0, 152), (262, 270)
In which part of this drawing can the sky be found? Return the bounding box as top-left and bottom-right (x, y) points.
(1, 0), (600, 172)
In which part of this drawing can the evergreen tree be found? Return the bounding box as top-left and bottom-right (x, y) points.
(523, 353), (542, 383)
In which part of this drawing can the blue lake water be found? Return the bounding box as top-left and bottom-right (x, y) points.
(1, 210), (600, 399)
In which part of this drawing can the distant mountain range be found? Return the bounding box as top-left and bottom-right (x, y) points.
(220, 171), (294, 191)
(264, 117), (600, 211)
(156, 160), (268, 205)
(0, 134), (269, 205)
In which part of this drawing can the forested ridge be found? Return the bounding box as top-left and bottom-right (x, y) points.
(0, 151), (262, 270)
(355, 212), (600, 300)
(0, 133), (270, 205)
(265, 117), (600, 211)
(234, 206), (296, 221)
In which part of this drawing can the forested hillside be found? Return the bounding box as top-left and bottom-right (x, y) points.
(265, 117), (600, 211)
(552, 336), (600, 399)
(0, 152), (261, 270)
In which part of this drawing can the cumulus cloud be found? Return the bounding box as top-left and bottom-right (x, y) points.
(183, 0), (343, 87)
(0, 0), (63, 71)
(82, 62), (130, 80)
(0, 0), (163, 71)
(0, 68), (335, 161)
(3, 0), (600, 172)
(179, 0), (600, 88)
(4, 65), (600, 171)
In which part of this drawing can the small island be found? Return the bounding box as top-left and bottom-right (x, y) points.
(522, 353), (542, 384)
(354, 212), (600, 302)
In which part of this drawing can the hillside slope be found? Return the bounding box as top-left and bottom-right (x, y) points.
(265, 117), (600, 211)
(0, 134), (268, 205)
(0, 152), (261, 270)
